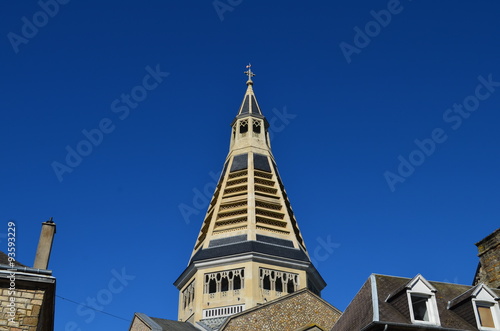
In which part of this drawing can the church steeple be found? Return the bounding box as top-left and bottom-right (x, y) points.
(174, 66), (326, 328)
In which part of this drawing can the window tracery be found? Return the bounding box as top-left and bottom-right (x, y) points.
(259, 268), (298, 294)
(204, 269), (244, 294)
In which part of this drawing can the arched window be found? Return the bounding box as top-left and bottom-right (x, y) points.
(253, 120), (261, 134)
(276, 275), (283, 292)
(263, 275), (271, 290)
(221, 276), (229, 292)
(240, 120), (248, 135)
(209, 279), (216, 294)
(234, 275), (242, 290)
(287, 279), (295, 293)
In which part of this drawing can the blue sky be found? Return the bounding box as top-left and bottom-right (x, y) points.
(1, 0), (499, 330)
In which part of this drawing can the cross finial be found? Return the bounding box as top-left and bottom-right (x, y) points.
(244, 63), (255, 85)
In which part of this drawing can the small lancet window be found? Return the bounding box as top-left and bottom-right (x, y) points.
(275, 275), (283, 292)
(263, 275), (271, 290)
(240, 120), (248, 134)
(208, 279), (216, 294)
(287, 279), (295, 294)
(221, 276), (229, 292)
(253, 120), (261, 134)
(234, 275), (242, 290)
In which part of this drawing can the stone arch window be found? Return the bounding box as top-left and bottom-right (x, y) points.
(221, 276), (229, 292)
(262, 274), (271, 291)
(209, 278), (216, 294)
(233, 273), (242, 290)
(204, 269), (245, 295)
(252, 119), (261, 135)
(275, 274), (283, 292)
(259, 268), (298, 294)
(287, 278), (295, 294)
(239, 119), (248, 136)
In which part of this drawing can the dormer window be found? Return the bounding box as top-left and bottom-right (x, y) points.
(472, 284), (500, 330)
(405, 275), (441, 325)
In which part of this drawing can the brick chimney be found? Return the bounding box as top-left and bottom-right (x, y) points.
(473, 228), (500, 289)
(33, 218), (57, 270)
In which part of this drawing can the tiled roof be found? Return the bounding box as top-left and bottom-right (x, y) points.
(332, 274), (500, 331)
(149, 317), (199, 331)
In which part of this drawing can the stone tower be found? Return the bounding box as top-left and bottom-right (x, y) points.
(174, 66), (326, 327)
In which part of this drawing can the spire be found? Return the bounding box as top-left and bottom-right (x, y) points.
(174, 67), (326, 326)
(237, 64), (263, 117)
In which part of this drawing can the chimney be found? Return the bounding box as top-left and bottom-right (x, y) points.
(473, 228), (500, 289)
(33, 218), (57, 270)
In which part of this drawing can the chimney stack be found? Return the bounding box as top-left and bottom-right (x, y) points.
(33, 218), (56, 270)
(473, 228), (500, 289)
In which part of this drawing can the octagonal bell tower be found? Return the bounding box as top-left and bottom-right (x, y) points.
(174, 65), (326, 328)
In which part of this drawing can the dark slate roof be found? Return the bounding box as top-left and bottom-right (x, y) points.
(332, 274), (500, 331)
(330, 277), (373, 331)
(448, 285), (478, 309)
(149, 317), (198, 331)
(130, 313), (198, 331)
(237, 93), (262, 116)
(191, 240), (310, 263)
(0, 250), (27, 267)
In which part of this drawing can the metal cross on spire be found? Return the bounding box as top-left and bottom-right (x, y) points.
(244, 63), (255, 84)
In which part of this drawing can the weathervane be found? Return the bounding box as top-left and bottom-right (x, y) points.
(244, 63), (255, 83)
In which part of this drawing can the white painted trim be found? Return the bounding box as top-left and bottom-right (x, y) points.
(370, 274), (379, 322)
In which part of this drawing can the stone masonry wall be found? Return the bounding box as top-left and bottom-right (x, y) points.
(0, 287), (45, 331)
(475, 229), (500, 289)
(222, 290), (341, 331)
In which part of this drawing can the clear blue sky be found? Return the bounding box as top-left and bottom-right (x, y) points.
(1, 1), (499, 330)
